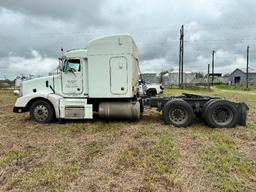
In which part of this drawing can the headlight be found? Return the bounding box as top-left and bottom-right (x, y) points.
(13, 90), (20, 96)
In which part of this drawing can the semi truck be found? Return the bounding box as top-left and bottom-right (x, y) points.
(13, 34), (248, 128)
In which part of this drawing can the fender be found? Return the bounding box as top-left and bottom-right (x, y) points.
(13, 93), (63, 118)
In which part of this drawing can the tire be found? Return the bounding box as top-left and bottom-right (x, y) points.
(238, 104), (248, 126)
(30, 100), (54, 123)
(162, 99), (194, 127)
(147, 88), (157, 97)
(203, 100), (238, 128)
(201, 99), (218, 121)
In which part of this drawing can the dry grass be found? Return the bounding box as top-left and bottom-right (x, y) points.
(0, 87), (255, 191)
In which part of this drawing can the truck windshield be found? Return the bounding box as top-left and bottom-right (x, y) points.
(63, 59), (81, 72)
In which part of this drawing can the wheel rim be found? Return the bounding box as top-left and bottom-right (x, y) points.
(34, 105), (49, 122)
(169, 107), (188, 125)
(212, 106), (233, 126)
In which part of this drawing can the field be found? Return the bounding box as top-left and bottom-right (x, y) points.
(0, 87), (255, 192)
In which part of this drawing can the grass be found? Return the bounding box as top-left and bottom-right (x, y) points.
(215, 84), (256, 91)
(116, 130), (180, 191)
(55, 140), (108, 162)
(0, 146), (42, 169)
(5, 162), (80, 191)
(133, 125), (154, 139)
(0, 87), (256, 191)
(57, 121), (129, 137)
(1, 140), (110, 191)
(0, 90), (16, 105)
(200, 134), (255, 192)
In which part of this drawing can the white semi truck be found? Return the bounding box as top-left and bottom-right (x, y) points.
(13, 34), (248, 128)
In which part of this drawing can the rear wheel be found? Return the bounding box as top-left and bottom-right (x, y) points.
(30, 100), (54, 123)
(162, 99), (194, 127)
(201, 99), (218, 121)
(204, 100), (238, 128)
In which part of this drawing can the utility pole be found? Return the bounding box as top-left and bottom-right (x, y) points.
(178, 25), (184, 88)
(212, 50), (215, 86)
(246, 45), (250, 89)
(208, 64), (210, 90)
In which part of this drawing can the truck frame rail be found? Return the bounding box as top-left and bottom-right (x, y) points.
(144, 93), (248, 128)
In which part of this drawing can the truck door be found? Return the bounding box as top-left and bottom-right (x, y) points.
(61, 58), (83, 95)
(110, 57), (128, 95)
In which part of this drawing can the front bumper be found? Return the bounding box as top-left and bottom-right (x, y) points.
(13, 107), (26, 113)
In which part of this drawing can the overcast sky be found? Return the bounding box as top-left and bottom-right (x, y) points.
(0, 0), (256, 79)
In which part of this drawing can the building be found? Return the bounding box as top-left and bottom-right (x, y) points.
(140, 73), (158, 84)
(229, 67), (256, 86)
(203, 73), (229, 85)
(140, 71), (197, 86)
(163, 71), (197, 86)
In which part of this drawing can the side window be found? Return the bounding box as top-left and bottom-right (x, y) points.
(63, 59), (81, 73)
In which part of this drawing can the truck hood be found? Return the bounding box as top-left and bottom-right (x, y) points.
(22, 75), (59, 96)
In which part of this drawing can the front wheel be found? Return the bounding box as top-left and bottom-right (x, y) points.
(162, 99), (194, 127)
(30, 100), (54, 123)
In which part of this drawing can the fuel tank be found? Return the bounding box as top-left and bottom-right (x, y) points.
(98, 102), (140, 120)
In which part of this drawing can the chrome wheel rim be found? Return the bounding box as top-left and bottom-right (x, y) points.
(34, 105), (48, 122)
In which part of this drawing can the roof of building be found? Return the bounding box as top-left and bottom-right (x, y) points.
(141, 73), (157, 75)
(232, 67), (256, 74)
(169, 70), (193, 74)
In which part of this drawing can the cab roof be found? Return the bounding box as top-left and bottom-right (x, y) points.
(64, 49), (87, 58)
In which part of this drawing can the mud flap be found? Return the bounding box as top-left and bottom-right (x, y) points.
(238, 103), (249, 126)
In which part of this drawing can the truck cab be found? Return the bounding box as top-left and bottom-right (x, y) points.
(13, 34), (142, 123)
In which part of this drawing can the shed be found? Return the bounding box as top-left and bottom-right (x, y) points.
(166, 71), (197, 86)
(229, 67), (256, 85)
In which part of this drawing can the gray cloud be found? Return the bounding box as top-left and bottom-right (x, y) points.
(0, 0), (105, 24)
(0, 0), (256, 79)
